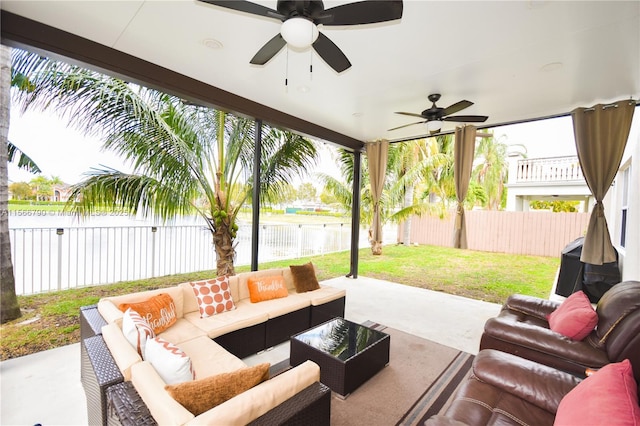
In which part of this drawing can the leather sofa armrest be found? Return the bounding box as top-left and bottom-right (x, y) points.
(472, 350), (581, 413)
(504, 294), (560, 319)
(482, 317), (607, 366)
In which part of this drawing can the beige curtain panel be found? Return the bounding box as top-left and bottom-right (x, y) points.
(572, 100), (635, 265)
(366, 140), (389, 254)
(453, 125), (477, 249)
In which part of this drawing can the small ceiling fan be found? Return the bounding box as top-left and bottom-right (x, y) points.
(389, 94), (489, 134)
(198, 0), (403, 73)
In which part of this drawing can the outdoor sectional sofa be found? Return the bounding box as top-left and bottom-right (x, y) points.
(80, 265), (345, 425)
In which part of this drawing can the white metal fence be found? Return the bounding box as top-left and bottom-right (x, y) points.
(9, 222), (397, 295)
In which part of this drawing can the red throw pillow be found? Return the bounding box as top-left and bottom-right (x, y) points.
(555, 359), (640, 426)
(547, 291), (597, 340)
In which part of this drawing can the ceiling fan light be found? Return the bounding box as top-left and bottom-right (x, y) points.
(427, 120), (443, 132)
(281, 17), (319, 49)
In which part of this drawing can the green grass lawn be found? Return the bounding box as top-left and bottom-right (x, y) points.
(0, 244), (559, 360)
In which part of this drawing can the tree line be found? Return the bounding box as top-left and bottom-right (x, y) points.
(8, 175), (65, 201)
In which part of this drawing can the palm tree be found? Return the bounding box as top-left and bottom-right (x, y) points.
(318, 139), (448, 251)
(1, 45), (21, 323)
(473, 134), (510, 210)
(11, 48), (318, 276)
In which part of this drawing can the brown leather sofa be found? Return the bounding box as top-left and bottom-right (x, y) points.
(425, 348), (640, 426)
(425, 349), (583, 426)
(479, 280), (640, 380)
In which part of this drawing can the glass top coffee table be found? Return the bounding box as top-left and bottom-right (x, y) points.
(290, 318), (390, 397)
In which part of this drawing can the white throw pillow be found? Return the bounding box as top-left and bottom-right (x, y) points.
(144, 337), (195, 385)
(121, 308), (155, 357)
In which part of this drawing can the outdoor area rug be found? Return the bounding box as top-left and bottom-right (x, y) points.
(330, 322), (475, 426)
(272, 322), (475, 425)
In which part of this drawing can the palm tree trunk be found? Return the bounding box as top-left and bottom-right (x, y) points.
(401, 184), (413, 245)
(1, 45), (22, 323)
(212, 224), (235, 277)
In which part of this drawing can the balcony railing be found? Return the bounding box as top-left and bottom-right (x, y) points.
(9, 222), (397, 295)
(515, 156), (583, 183)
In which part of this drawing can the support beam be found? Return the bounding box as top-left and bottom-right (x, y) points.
(251, 120), (262, 271)
(348, 150), (362, 278)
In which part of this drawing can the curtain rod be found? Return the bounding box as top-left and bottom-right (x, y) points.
(582, 99), (637, 113)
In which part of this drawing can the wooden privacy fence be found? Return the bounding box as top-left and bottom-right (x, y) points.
(399, 211), (591, 258)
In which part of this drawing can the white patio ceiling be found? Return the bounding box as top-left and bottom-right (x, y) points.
(1, 1), (639, 146)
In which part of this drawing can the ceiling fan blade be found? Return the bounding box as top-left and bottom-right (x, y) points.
(388, 121), (426, 131)
(312, 33), (351, 73)
(441, 100), (473, 117)
(442, 115), (489, 123)
(319, 1), (403, 26)
(395, 111), (426, 119)
(198, 0), (284, 20)
(250, 34), (287, 65)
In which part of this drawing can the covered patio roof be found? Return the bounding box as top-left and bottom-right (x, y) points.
(2, 1), (638, 147)
(1, 1), (639, 276)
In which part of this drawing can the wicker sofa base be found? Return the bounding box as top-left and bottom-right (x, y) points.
(214, 322), (267, 358)
(82, 335), (125, 426)
(248, 382), (331, 426)
(107, 381), (156, 426)
(266, 307), (312, 348)
(311, 297), (346, 326)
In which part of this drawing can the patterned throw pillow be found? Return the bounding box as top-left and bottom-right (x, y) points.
(118, 293), (177, 334)
(121, 308), (155, 357)
(247, 275), (288, 303)
(165, 363), (270, 415)
(190, 276), (236, 318)
(289, 262), (321, 293)
(144, 337), (195, 385)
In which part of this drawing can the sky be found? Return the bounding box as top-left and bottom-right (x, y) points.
(9, 108), (636, 186)
(7, 108), (343, 186)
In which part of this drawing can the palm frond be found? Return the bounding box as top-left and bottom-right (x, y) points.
(66, 167), (200, 222)
(7, 142), (41, 173)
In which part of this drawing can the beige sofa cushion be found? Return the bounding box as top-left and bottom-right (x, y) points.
(309, 286), (347, 306)
(102, 322), (141, 380)
(187, 360), (320, 425)
(177, 336), (247, 378)
(179, 282), (201, 316)
(157, 319), (208, 345)
(183, 308), (268, 339)
(234, 297), (310, 320)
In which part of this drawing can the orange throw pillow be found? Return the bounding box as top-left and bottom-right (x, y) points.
(165, 363), (270, 415)
(119, 293), (177, 334)
(247, 275), (288, 303)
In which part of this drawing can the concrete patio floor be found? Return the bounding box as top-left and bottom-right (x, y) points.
(0, 275), (502, 426)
